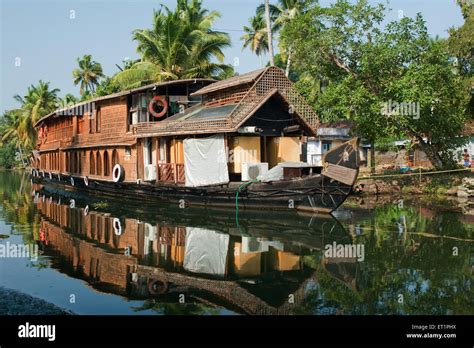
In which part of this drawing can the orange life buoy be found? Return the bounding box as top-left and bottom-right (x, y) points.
(148, 95), (168, 119)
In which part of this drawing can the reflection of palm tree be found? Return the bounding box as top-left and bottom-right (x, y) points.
(0, 171), (39, 244)
(112, 0), (231, 89)
(72, 55), (105, 96)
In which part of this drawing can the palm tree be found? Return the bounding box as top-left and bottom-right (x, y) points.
(14, 80), (60, 124)
(5, 81), (60, 149)
(58, 93), (78, 109)
(257, 0), (307, 75)
(241, 14), (270, 67)
(112, 0), (232, 89)
(72, 55), (105, 96)
(1, 109), (23, 146)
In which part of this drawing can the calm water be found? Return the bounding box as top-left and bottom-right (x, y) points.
(0, 170), (472, 315)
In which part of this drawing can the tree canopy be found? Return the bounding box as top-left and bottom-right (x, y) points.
(112, 0), (232, 89)
(282, 0), (470, 169)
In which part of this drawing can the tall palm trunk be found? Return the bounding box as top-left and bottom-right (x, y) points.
(264, 0), (274, 66)
(285, 46), (292, 77)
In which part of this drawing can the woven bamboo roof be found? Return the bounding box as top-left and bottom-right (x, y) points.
(136, 67), (319, 137)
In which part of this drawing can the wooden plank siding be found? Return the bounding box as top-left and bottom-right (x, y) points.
(37, 96), (139, 182)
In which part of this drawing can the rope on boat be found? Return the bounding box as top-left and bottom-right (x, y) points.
(235, 180), (260, 227)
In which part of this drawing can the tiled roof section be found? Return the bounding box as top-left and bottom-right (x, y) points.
(190, 68), (267, 96)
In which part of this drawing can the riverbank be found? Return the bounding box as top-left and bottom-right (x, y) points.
(354, 170), (474, 197)
(0, 287), (73, 315)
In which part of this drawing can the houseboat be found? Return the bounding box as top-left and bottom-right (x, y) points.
(31, 67), (360, 213)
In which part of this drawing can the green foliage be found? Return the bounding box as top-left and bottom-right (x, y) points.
(1, 80), (60, 156)
(267, 53), (300, 81)
(92, 201), (109, 209)
(241, 13), (270, 57)
(95, 77), (120, 97)
(14, 80), (60, 124)
(72, 54), (105, 96)
(456, 0), (474, 19)
(448, 4), (473, 117)
(375, 136), (400, 152)
(294, 201), (473, 315)
(246, 1), (308, 73)
(0, 141), (18, 169)
(112, 0), (232, 89)
(282, 0), (470, 169)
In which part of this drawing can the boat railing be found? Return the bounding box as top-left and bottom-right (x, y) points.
(157, 163), (185, 184)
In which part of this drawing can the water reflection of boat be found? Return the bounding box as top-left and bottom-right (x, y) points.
(32, 184), (358, 314)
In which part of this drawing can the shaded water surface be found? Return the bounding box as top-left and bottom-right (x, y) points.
(0, 170), (472, 315)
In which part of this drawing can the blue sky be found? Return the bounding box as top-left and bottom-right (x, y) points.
(0, 0), (465, 114)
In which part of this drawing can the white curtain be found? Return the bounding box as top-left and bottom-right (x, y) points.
(184, 135), (229, 187)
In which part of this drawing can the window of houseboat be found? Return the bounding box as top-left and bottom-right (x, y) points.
(159, 139), (167, 163)
(139, 93), (151, 122)
(103, 151), (109, 176)
(96, 152), (102, 175)
(88, 112), (94, 133)
(128, 95), (138, 129)
(128, 92), (166, 127)
(143, 138), (156, 166)
(90, 152), (95, 175)
(96, 108), (101, 133)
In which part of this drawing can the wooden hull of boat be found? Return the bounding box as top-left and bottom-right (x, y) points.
(31, 174), (352, 213)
